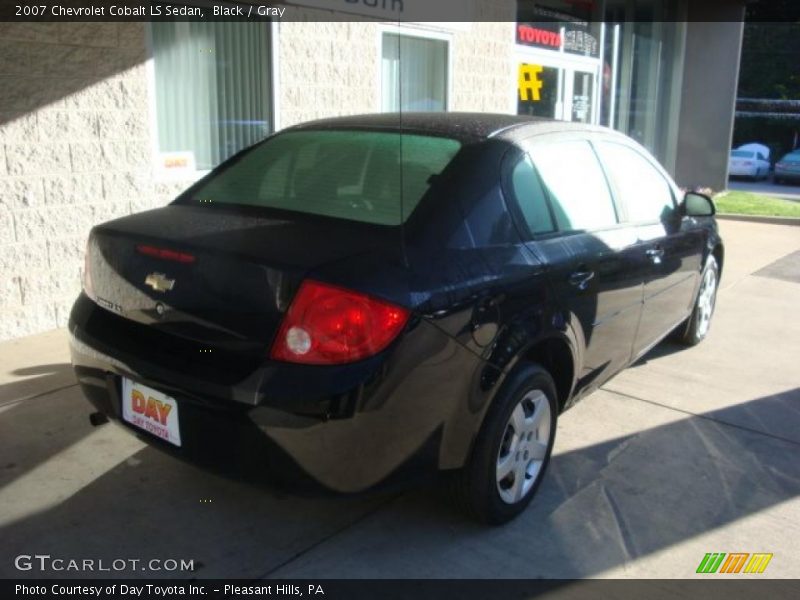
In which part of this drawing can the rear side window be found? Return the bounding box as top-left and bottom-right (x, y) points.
(185, 130), (462, 226)
(510, 155), (556, 235)
(527, 140), (617, 232)
(731, 150), (753, 158)
(595, 142), (675, 224)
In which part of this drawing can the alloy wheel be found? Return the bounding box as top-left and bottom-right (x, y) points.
(696, 266), (717, 338)
(496, 390), (552, 504)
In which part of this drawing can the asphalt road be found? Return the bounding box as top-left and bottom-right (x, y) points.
(727, 178), (800, 201)
(1, 219), (799, 579)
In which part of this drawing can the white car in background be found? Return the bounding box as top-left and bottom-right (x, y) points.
(728, 144), (770, 180)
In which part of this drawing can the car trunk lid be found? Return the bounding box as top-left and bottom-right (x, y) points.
(87, 204), (401, 358)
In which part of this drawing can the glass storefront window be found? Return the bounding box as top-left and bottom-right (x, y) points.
(572, 71), (594, 123)
(381, 33), (448, 112)
(603, 1), (686, 172)
(515, 3), (603, 125)
(513, 1), (686, 174)
(151, 21), (273, 171)
(517, 0), (604, 57)
(518, 63), (562, 119)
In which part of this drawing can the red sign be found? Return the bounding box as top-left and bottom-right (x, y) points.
(517, 24), (562, 49)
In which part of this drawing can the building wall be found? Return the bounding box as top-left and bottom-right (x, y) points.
(0, 7), (744, 342)
(278, 20), (380, 128)
(278, 19), (515, 128)
(673, 1), (746, 190)
(0, 19), (515, 342)
(450, 22), (515, 113)
(0, 23), (175, 340)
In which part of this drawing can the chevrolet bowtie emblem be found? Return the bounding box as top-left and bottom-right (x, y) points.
(144, 272), (175, 293)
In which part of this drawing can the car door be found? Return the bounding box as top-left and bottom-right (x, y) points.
(594, 140), (704, 357)
(512, 137), (644, 393)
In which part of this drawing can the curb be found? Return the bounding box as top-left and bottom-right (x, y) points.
(716, 213), (800, 226)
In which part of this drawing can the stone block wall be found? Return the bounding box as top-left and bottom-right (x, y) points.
(1, 17), (516, 341)
(0, 23), (185, 340)
(278, 19), (515, 128)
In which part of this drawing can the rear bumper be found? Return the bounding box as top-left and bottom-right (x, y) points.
(728, 166), (757, 177)
(69, 294), (490, 493)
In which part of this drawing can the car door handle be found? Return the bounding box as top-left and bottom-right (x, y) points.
(568, 270), (595, 290)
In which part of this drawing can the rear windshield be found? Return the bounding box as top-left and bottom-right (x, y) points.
(731, 150), (754, 158)
(183, 130), (462, 226)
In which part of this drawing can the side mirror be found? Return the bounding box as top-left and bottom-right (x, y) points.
(682, 192), (715, 217)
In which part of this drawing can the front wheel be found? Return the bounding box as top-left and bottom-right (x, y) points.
(676, 256), (719, 346)
(451, 364), (558, 525)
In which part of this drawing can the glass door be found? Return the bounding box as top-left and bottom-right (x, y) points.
(518, 62), (564, 120)
(568, 69), (595, 123)
(516, 56), (598, 125)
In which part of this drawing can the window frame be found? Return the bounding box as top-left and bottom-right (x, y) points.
(145, 17), (279, 183)
(377, 24), (453, 113)
(500, 146), (558, 241)
(173, 128), (464, 227)
(514, 134), (624, 239)
(591, 138), (679, 226)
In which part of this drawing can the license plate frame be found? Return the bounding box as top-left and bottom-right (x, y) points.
(121, 378), (182, 447)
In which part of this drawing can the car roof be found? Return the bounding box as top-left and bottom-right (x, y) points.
(737, 143), (770, 157)
(284, 112), (618, 143)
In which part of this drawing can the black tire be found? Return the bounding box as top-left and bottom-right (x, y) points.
(675, 255), (719, 346)
(450, 364), (558, 525)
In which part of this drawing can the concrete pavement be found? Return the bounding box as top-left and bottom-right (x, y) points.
(1, 220), (798, 579)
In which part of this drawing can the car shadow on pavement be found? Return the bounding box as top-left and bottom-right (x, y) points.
(0, 366), (90, 491)
(631, 339), (686, 366)
(337, 387), (800, 579)
(0, 363), (76, 405)
(1, 387), (798, 579)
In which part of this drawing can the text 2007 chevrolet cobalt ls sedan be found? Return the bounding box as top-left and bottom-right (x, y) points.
(70, 113), (722, 524)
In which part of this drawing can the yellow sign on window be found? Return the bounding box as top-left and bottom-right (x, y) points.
(519, 64), (544, 102)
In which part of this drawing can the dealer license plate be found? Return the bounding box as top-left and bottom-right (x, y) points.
(121, 378), (182, 447)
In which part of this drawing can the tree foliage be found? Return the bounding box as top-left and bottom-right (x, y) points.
(734, 2), (800, 155)
(738, 22), (800, 99)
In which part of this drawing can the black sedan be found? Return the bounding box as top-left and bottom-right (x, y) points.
(69, 113), (723, 524)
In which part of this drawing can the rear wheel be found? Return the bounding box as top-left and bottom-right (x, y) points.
(451, 364), (558, 525)
(676, 256), (719, 346)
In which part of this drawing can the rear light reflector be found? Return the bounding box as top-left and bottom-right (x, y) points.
(270, 280), (410, 365)
(136, 244), (196, 263)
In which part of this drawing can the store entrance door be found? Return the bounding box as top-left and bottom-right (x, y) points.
(569, 69), (595, 123)
(517, 57), (598, 124)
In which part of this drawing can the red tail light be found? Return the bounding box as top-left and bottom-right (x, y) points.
(136, 244), (196, 263)
(270, 280), (410, 365)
